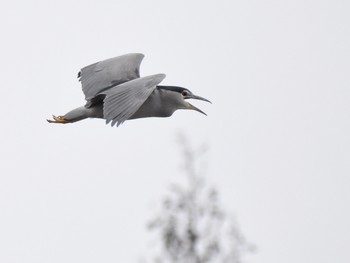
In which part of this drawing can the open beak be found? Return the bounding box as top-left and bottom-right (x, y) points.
(186, 94), (211, 115)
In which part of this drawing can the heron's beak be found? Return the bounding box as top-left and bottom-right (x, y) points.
(186, 94), (211, 115)
(187, 103), (207, 115)
(189, 94), (212, 104)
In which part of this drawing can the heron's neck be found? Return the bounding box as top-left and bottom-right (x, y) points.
(131, 89), (181, 119)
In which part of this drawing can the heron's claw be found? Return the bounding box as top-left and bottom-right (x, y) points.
(47, 115), (69, 124)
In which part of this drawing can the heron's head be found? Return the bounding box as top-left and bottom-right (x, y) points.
(158, 86), (211, 115)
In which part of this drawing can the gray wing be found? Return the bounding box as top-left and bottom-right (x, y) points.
(102, 73), (166, 127)
(78, 53), (144, 101)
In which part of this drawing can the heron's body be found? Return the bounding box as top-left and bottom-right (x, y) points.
(47, 53), (210, 127)
(63, 87), (186, 121)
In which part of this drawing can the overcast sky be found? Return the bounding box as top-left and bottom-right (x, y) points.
(0, 0), (349, 263)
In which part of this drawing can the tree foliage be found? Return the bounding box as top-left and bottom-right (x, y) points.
(147, 138), (255, 263)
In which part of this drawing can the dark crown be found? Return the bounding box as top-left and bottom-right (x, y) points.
(157, 85), (189, 93)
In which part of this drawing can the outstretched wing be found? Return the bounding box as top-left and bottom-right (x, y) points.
(78, 53), (144, 101)
(102, 74), (166, 127)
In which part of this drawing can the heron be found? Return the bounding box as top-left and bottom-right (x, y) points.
(47, 53), (211, 127)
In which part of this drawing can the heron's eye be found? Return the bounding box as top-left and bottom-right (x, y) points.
(182, 91), (189, 97)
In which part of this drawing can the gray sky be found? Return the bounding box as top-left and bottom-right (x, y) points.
(0, 0), (349, 262)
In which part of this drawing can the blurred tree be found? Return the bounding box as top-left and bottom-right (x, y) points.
(147, 136), (255, 263)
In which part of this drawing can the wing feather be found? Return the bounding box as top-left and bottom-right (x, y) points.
(102, 74), (166, 127)
(78, 53), (144, 101)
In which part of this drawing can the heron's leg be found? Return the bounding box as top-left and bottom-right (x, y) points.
(47, 115), (70, 124)
(47, 106), (92, 124)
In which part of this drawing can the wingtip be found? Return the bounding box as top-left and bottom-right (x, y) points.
(155, 73), (166, 82)
(127, 53), (145, 60)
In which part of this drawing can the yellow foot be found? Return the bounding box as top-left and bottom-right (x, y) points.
(47, 115), (70, 124)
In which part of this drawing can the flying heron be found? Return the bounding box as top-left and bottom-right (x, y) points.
(47, 53), (211, 127)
